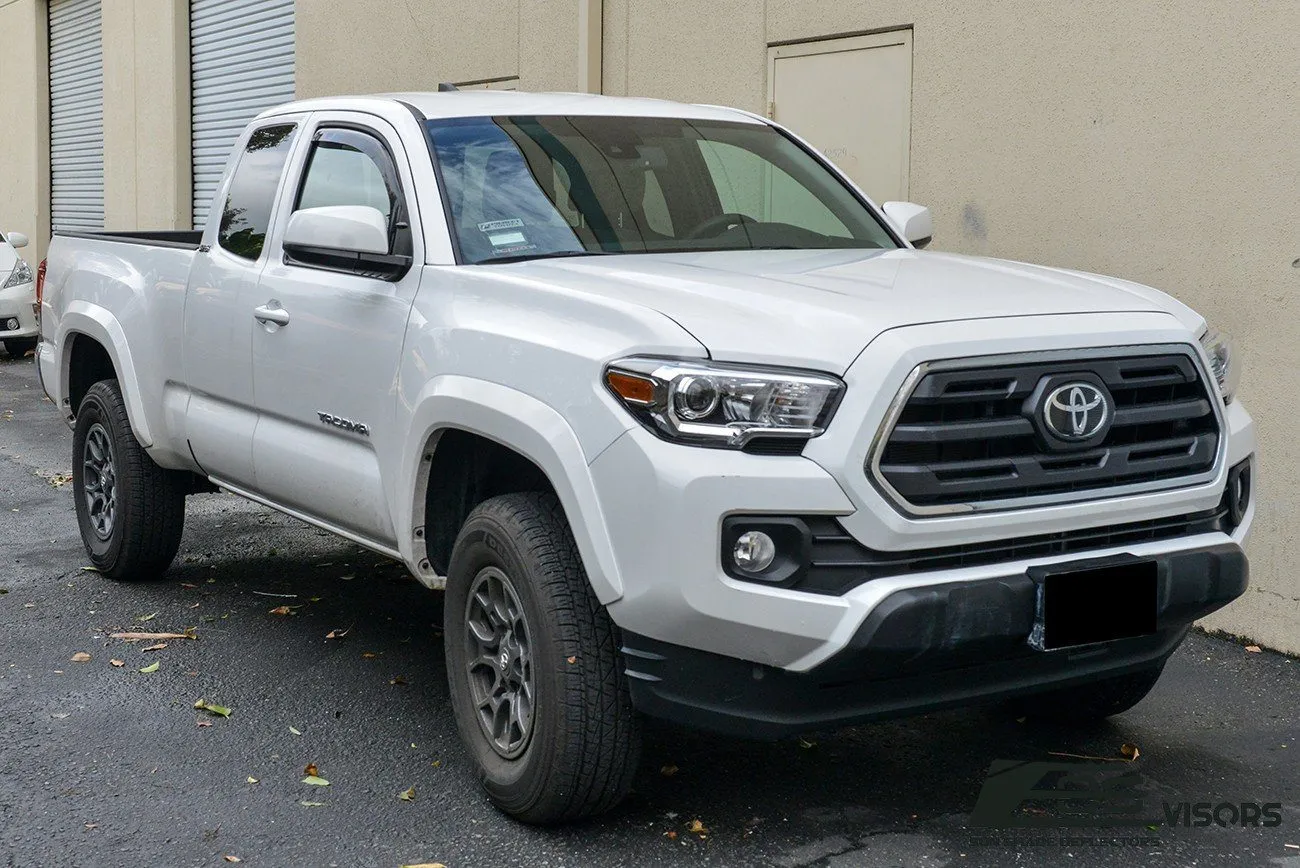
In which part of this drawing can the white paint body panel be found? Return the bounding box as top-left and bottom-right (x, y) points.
(39, 93), (1256, 673)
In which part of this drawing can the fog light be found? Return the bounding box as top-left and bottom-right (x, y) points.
(4, 318), (16, 331)
(733, 531), (776, 573)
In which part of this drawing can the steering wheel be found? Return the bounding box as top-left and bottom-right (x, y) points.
(685, 212), (757, 240)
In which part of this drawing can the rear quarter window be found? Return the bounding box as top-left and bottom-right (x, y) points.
(217, 124), (298, 261)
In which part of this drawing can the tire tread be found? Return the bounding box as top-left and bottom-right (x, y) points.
(76, 380), (186, 580)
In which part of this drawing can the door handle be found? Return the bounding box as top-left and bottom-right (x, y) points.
(253, 302), (290, 327)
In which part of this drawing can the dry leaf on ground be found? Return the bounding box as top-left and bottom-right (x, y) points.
(110, 630), (196, 641)
(268, 605), (295, 616)
(70, 652), (91, 663)
(660, 764), (679, 777)
(304, 763), (319, 777)
(194, 699), (231, 718)
(687, 819), (708, 834)
(1246, 645), (1262, 653)
(109, 659), (125, 667)
(398, 786), (416, 802)
(142, 642), (167, 652)
(1120, 743), (1141, 761)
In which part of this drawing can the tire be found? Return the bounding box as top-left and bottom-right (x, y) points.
(3, 338), (37, 360)
(444, 491), (641, 824)
(1009, 666), (1165, 722)
(72, 379), (186, 580)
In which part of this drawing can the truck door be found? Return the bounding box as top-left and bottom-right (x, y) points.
(184, 120), (303, 488)
(248, 114), (422, 544)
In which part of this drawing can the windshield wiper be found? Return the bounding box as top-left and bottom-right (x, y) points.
(471, 249), (613, 265)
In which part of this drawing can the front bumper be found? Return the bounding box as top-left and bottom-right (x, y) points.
(622, 542), (1247, 738)
(0, 280), (38, 340)
(593, 319), (1257, 674)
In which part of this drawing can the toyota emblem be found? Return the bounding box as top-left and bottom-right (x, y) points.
(1043, 382), (1111, 441)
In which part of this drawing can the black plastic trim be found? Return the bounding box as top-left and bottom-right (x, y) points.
(52, 230), (203, 250)
(282, 242), (413, 281)
(725, 460), (1249, 596)
(621, 542), (1247, 739)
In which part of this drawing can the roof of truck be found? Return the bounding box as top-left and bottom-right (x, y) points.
(255, 90), (767, 125)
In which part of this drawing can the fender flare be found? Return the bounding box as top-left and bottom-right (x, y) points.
(397, 375), (625, 604)
(57, 301), (154, 447)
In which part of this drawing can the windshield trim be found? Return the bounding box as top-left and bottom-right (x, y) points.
(419, 111), (905, 266)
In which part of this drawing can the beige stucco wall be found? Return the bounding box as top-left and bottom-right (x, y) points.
(0, 0), (50, 261)
(602, 0), (1300, 652)
(294, 0), (597, 96)
(101, 0), (192, 230)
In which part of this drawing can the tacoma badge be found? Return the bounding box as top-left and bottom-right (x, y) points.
(317, 412), (370, 437)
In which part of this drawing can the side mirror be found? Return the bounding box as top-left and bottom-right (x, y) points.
(283, 205), (389, 255)
(6, 232), (29, 249)
(882, 202), (933, 248)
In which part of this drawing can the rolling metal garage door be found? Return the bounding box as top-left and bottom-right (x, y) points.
(48, 0), (104, 233)
(190, 0), (295, 229)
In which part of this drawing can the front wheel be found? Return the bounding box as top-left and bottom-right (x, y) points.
(1008, 666), (1165, 722)
(72, 380), (187, 580)
(444, 492), (641, 824)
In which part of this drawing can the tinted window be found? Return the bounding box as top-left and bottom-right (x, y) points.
(425, 115), (897, 264)
(218, 124), (297, 261)
(296, 128), (401, 227)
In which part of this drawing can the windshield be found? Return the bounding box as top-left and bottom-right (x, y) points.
(425, 115), (899, 264)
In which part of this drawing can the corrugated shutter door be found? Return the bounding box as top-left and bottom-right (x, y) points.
(190, 0), (295, 229)
(49, 0), (104, 233)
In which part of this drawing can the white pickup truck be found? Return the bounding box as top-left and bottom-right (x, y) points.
(38, 91), (1254, 823)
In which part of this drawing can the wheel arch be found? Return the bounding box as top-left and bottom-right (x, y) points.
(398, 376), (626, 603)
(57, 303), (154, 447)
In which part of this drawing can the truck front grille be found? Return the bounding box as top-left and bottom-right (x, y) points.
(870, 348), (1221, 512)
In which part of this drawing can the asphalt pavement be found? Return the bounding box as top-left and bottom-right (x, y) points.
(0, 355), (1297, 868)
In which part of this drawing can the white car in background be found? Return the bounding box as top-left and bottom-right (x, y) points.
(0, 230), (37, 359)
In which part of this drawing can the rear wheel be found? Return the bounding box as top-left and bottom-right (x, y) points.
(72, 380), (186, 580)
(444, 492), (640, 824)
(1009, 666), (1165, 722)
(3, 338), (36, 360)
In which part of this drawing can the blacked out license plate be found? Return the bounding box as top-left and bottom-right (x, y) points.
(1029, 559), (1158, 651)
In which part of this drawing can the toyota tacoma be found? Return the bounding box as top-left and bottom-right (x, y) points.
(36, 91), (1254, 823)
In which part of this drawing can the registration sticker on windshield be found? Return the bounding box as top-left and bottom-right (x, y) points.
(488, 231), (528, 247)
(478, 218), (525, 233)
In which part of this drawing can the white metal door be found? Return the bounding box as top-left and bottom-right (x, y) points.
(190, 0), (295, 229)
(49, 0), (104, 233)
(769, 31), (913, 203)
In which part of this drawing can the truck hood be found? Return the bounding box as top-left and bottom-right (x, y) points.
(504, 248), (1194, 372)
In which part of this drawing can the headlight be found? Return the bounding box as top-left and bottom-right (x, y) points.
(604, 357), (845, 449)
(2, 260), (32, 290)
(1199, 327), (1240, 403)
